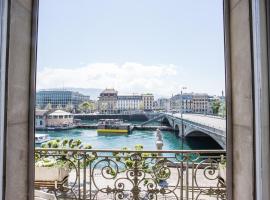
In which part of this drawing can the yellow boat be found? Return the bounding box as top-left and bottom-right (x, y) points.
(97, 129), (129, 134)
(97, 119), (131, 135)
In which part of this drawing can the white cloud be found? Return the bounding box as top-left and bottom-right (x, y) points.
(37, 62), (184, 97)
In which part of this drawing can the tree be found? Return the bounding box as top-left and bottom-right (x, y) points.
(211, 100), (221, 115)
(45, 103), (52, 111)
(79, 101), (95, 113)
(88, 102), (95, 111)
(218, 102), (226, 117)
(65, 102), (74, 112)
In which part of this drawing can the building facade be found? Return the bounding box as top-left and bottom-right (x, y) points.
(97, 89), (155, 113)
(170, 93), (212, 114)
(98, 89), (118, 114)
(35, 109), (74, 128)
(191, 93), (211, 114)
(156, 98), (171, 111)
(36, 90), (90, 110)
(117, 95), (143, 113)
(46, 110), (74, 127)
(142, 94), (154, 111)
(35, 109), (48, 128)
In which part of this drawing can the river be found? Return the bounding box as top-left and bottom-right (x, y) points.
(35, 128), (222, 150)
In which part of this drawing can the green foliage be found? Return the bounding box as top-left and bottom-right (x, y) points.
(35, 139), (96, 169)
(211, 100), (221, 114)
(135, 144), (143, 151)
(84, 144), (92, 149)
(79, 101), (95, 113)
(218, 102), (226, 117)
(220, 155), (226, 165)
(110, 145), (170, 183)
(36, 141), (170, 183)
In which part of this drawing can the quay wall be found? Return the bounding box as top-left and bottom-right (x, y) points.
(77, 124), (173, 131)
(74, 114), (149, 121)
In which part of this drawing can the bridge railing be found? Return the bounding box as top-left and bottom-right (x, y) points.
(35, 148), (226, 200)
(182, 119), (226, 137)
(165, 113), (225, 135)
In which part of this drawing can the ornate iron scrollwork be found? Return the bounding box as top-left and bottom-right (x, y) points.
(35, 149), (227, 200)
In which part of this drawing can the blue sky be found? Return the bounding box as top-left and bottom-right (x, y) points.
(37, 0), (225, 98)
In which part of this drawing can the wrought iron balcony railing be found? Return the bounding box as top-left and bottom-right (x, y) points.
(35, 149), (226, 200)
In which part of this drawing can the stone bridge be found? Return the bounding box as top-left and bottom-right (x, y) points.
(142, 113), (226, 149)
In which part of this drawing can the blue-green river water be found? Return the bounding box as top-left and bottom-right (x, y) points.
(35, 128), (221, 150)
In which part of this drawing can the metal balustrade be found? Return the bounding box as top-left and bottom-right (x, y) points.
(35, 149), (226, 200)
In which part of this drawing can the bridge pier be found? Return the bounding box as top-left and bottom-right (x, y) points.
(174, 122), (184, 138)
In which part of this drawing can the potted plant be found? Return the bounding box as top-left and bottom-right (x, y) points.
(35, 139), (93, 183)
(35, 157), (70, 182)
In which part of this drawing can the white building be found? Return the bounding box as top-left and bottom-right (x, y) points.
(142, 94), (154, 111)
(46, 110), (74, 127)
(170, 93), (212, 114)
(35, 109), (48, 128)
(117, 95), (143, 113)
(192, 93), (211, 114)
(156, 98), (171, 111)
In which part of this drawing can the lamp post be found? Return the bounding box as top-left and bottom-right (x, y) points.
(180, 87), (187, 139)
(204, 95), (207, 116)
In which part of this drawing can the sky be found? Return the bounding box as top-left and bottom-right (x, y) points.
(37, 0), (225, 98)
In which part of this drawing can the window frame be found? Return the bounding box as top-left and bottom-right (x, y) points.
(27, 0), (233, 199)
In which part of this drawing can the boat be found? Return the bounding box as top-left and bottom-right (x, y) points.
(35, 134), (50, 144)
(97, 119), (131, 134)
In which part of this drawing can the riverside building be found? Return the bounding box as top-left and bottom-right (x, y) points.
(97, 89), (155, 113)
(192, 93), (212, 114)
(142, 94), (154, 111)
(116, 95), (143, 113)
(156, 98), (171, 112)
(35, 109), (74, 129)
(36, 89), (90, 110)
(170, 93), (212, 114)
(98, 89), (118, 114)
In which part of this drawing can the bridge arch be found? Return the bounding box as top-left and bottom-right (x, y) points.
(161, 117), (170, 126)
(185, 130), (223, 149)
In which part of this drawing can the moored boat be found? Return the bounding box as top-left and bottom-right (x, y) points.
(35, 134), (50, 144)
(97, 119), (131, 134)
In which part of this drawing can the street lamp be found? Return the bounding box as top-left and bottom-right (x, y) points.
(180, 87), (187, 139)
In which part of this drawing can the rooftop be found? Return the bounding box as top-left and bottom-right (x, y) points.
(48, 110), (72, 116)
(100, 88), (118, 94)
(35, 109), (49, 116)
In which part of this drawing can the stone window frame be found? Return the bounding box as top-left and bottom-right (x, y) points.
(23, 0), (235, 198)
(25, 0), (235, 199)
